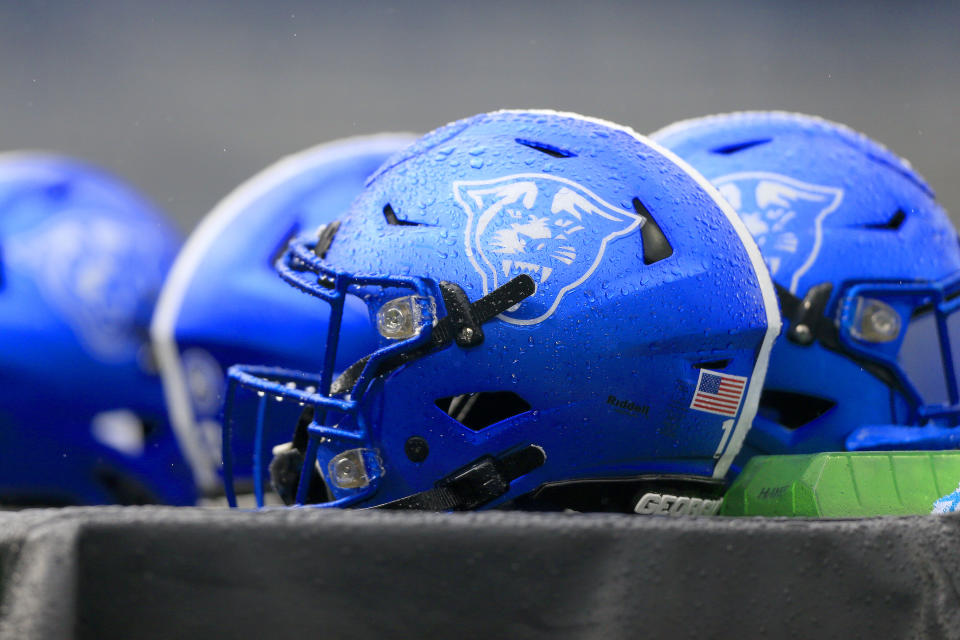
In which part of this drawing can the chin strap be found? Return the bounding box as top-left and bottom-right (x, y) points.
(331, 273), (535, 395)
(775, 282), (833, 346)
(268, 407), (330, 505)
(379, 445), (547, 511)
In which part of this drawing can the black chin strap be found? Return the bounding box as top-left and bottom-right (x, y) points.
(379, 445), (547, 511)
(775, 281), (906, 395)
(775, 282), (833, 346)
(268, 407), (330, 505)
(331, 274), (536, 395)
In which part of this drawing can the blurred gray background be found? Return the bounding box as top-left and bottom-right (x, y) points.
(2, 0), (958, 232)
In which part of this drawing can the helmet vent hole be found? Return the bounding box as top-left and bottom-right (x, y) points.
(861, 209), (906, 231)
(711, 138), (772, 155)
(632, 198), (674, 264)
(515, 139), (576, 158)
(694, 359), (732, 370)
(383, 203), (429, 227)
(435, 392), (532, 431)
(758, 390), (836, 430)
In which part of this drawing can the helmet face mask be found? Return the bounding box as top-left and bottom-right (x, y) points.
(224, 110), (781, 511)
(897, 284), (960, 415)
(151, 135), (416, 496)
(837, 277), (960, 422)
(226, 234), (539, 508)
(653, 111), (960, 461)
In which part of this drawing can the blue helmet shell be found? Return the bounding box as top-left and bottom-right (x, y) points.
(653, 111), (960, 464)
(152, 134), (416, 494)
(0, 153), (194, 505)
(225, 110), (781, 510)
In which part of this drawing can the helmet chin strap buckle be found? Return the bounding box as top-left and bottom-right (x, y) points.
(379, 445), (546, 511)
(431, 274), (536, 350)
(781, 282), (833, 346)
(438, 282), (485, 348)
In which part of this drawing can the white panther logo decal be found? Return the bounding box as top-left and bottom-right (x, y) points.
(713, 172), (844, 294)
(7, 211), (168, 362)
(454, 174), (643, 325)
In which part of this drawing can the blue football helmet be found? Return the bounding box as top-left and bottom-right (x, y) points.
(223, 110), (781, 511)
(151, 134), (415, 495)
(653, 111), (960, 466)
(0, 153), (195, 505)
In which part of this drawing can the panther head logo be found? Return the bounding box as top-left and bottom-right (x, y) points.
(454, 174), (643, 325)
(7, 211), (169, 362)
(713, 172), (844, 294)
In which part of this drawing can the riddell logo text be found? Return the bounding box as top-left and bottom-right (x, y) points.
(633, 492), (723, 516)
(607, 395), (649, 416)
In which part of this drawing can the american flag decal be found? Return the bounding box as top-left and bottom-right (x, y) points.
(690, 369), (747, 417)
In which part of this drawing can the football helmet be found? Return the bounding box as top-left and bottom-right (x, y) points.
(151, 134), (415, 495)
(653, 111), (960, 465)
(223, 110), (780, 511)
(0, 153), (195, 505)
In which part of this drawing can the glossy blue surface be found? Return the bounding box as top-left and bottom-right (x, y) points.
(227, 110), (779, 508)
(0, 153), (194, 505)
(654, 111), (960, 464)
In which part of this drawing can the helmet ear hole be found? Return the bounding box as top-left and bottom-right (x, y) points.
(435, 392), (532, 431)
(758, 390), (836, 430)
